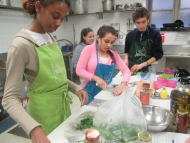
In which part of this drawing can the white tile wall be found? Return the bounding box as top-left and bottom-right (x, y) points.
(166, 58), (190, 72)
(0, 9), (66, 53)
(63, 11), (133, 45)
(0, 9), (30, 53)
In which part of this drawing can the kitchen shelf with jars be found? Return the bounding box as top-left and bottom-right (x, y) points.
(67, 1), (141, 20)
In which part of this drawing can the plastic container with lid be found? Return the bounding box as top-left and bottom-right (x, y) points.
(176, 109), (188, 133)
(137, 132), (152, 143)
(154, 81), (164, 90)
(166, 80), (177, 88)
(170, 77), (190, 126)
(164, 68), (175, 78)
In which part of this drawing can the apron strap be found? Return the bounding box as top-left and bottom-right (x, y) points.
(134, 27), (152, 48)
(96, 44), (99, 63)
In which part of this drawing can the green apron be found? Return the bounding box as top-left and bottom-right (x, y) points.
(27, 42), (72, 135)
(128, 30), (152, 72)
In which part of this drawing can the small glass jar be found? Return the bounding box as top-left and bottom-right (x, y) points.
(140, 83), (150, 105)
(137, 132), (152, 143)
(176, 109), (188, 133)
(84, 129), (101, 143)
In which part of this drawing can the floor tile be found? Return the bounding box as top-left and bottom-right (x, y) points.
(0, 117), (16, 134)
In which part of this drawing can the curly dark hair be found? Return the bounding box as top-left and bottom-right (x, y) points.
(132, 7), (149, 22)
(22, 0), (70, 17)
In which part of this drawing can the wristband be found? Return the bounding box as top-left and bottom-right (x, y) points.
(146, 61), (149, 66)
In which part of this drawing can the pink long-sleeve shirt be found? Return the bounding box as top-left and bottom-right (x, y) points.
(76, 44), (131, 87)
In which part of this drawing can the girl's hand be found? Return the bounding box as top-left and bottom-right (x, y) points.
(77, 89), (88, 106)
(131, 64), (144, 72)
(30, 126), (51, 143)
(113, 82), (128, 96)
(93, 76), (107, 89)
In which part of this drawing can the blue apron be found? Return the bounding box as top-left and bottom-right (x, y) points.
(84, 45), (115, 104)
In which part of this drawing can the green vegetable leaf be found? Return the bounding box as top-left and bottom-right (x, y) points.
(76, 115), (93, 130)
(95, 123), (139, 143)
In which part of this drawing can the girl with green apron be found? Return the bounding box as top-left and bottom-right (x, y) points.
(27, 42), (72, 135)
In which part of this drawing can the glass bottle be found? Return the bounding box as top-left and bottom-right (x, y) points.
(84, 129), (101, 143)
(175, 77), (190, 94)
(140, 83), (150, 105)
(176, 109), (188, 133)
(137, 132), (152, 143)
(170, 77), (190, 126)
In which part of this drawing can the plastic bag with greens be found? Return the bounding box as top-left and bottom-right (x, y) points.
(93, 87), (147, 143)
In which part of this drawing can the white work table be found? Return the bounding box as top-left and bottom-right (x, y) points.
(48, 106), (97, 143)
(48, 72), (190, 143)
(95, 71), (173, 110)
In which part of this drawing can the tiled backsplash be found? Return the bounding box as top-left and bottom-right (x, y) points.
(0, 10), (30, 53)
(166, 58), (190, 72)
(0, 9), (66, 53)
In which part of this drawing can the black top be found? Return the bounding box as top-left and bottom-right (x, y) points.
(124, 25), (163, 61)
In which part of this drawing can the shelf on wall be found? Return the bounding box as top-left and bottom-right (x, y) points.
(67, 9), (134, 19)
(0, 5), (23, 11)
(102, 9), (134, 13)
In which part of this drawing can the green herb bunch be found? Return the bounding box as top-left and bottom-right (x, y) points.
(76, 115), (93, 130)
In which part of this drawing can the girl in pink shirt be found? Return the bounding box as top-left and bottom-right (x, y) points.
(76, 25), (131, 104)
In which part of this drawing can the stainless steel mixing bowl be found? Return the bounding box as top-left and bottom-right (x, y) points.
(143, 105), (174, 132)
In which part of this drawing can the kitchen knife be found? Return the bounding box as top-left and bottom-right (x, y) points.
(67, 134), (85, 143)
(95, 83), (114, 93)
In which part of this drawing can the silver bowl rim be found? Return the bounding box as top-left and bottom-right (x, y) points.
(142, 105), (174, 126)
(147, 123), (173, 126)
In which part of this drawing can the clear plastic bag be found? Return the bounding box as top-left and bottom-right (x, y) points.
(93, 87), (147, 143)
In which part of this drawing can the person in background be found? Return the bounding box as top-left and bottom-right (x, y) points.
(2, 0), (88, 143)
(71, 27), (94, 68)
(76, 25), (131, 104)
(71, 27), (94, 84)
(124, 7), (163, 72)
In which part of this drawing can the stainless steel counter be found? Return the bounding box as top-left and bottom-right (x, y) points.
(163, 45), (190, 58)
